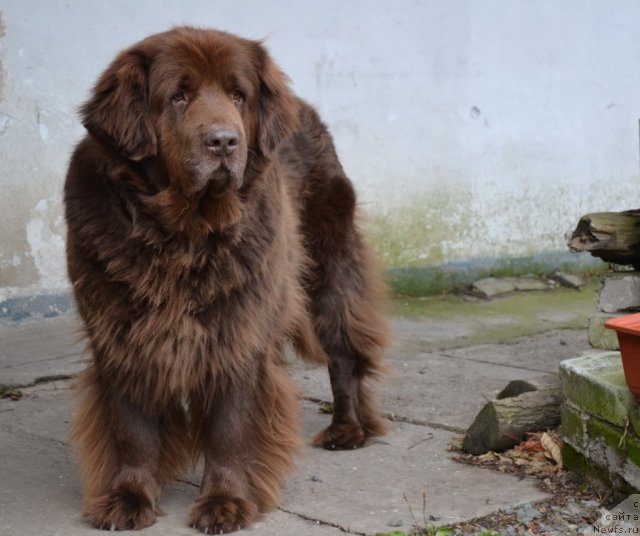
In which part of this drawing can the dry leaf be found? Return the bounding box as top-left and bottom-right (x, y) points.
(541, 432), (563, 469)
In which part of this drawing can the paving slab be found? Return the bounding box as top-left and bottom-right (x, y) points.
(0, 285), (596, 535)
(288, 401), (549, 533)
(0, 386), (549, 535)
(0, 315), (85, 386)
(443, 329), (591, 374)
(292, 351), (546, 432)
(0, 386), (356, 536)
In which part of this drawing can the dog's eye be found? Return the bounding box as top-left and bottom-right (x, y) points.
(171, 90), (188, 104)
(231, 90), (245, 104)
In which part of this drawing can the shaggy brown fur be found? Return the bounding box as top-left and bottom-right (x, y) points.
(64, 26), (389, 533)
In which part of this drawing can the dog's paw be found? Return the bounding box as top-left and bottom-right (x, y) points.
(313, 422), (367, 450)
(188, 495), (258, 534)
(85, 483), (156, 530)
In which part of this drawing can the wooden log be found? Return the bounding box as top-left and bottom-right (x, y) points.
(496, 375), (560, 400)
(462, 385), (561, 456)
(568, 210), (640, 269)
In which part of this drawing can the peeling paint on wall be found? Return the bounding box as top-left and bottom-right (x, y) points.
(25, 199), (67, 291)
(0, 113), (12, 136)
(37, 109), (50, 142)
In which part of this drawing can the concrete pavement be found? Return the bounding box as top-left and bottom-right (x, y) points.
(0, 284), (596, 535)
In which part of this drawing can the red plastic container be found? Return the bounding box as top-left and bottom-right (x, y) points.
(605, 313), (640, 402)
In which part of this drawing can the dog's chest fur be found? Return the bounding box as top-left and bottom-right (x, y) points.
(67, 164), (306, 400)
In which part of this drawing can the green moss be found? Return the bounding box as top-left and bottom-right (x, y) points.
(366, 187), (473, 269)
(586, 413), (640, 466)
(391, 278), (598, 347)
(561, 403), (586, 449)
(382, 255), (607, 297)
(563, 403), (640, 491)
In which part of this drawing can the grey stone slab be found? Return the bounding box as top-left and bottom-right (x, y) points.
(512, 278), (554, 291)
(0, 315), (86, 385)
(598, 272), (640, 313)
(472, 277), (518, 297)
(443, 329), (591, 374)
(472, 277), (553, 298)
(553, 271), (587, 290)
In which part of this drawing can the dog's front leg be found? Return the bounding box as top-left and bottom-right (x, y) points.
(188, 383), (260, 534)
(78, 377), (162, 531)
(189, 356), (300, 534)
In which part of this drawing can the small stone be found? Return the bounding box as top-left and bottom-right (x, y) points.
(472, 277), (517, 297)
(472, 276), (552, 297)
(553, 271), (587, 290)
(517, 504), (541, 525)
(387, 518), (403, 527)
(310, 475), (321, 482)
(513, 277), (552, 291)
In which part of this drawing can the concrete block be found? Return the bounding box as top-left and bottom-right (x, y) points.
(588, 312), (622, 350)
(562, 403), (640, 491)
(598, 272), (640, 313)
(560, 352), (640, 435)
(562, 443), (637, 495)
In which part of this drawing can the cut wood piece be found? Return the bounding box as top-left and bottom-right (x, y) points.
(462, 387), (562, 456)
(568, 210), (640, 268)
(496, 375), (560, 400)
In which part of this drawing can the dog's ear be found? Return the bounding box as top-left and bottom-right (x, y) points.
(80, 48), (156, 161)
(253, 43), (299, 155)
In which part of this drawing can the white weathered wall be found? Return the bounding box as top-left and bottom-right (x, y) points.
(1, 0), (640, 299)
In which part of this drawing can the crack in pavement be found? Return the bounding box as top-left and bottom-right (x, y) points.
(0, 423), (69, 448)
(304, 396), (466, 434)
(0, 352), (84, 370)
(438, 352), (550, 373)
(170, 479), (366, 534)
(277, 506), (367, 535)
(386, 413), (465, 433)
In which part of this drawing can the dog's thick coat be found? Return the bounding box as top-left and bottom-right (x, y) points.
(65, 27), (389, 533)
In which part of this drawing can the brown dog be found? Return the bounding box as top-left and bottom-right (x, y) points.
(64, 26), (389, 533)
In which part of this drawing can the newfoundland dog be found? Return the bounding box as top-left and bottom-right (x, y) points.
(64, 26), (388, 533)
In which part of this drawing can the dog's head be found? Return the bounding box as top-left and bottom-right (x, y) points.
(81, 27), (298, 201)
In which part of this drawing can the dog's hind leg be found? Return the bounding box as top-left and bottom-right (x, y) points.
(308, 231), (390, 450)
(289, 103), (390, 449)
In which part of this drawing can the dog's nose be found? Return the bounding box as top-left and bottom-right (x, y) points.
(204, 128), (239, 156)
